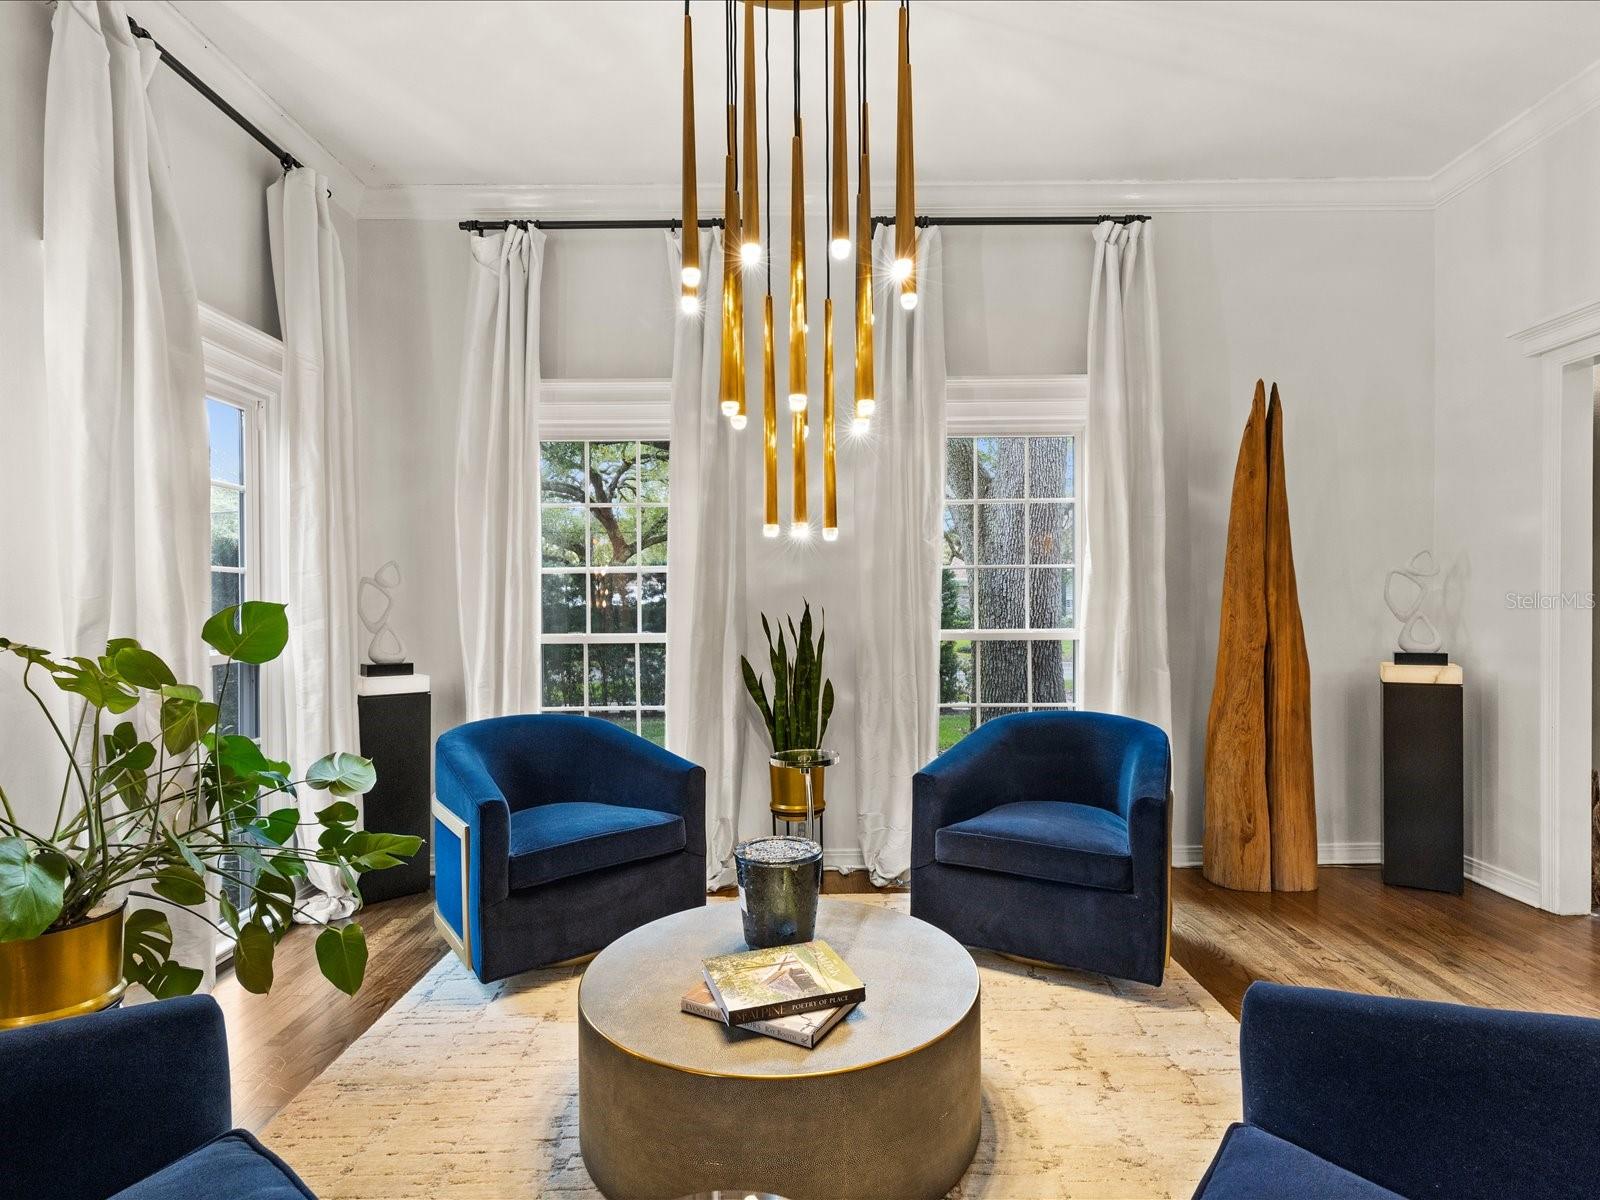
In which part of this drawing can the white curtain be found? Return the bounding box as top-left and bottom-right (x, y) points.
(854, 227), (947, 884)
(43, 1), (213, 981)
(1083, 220), (1172, 730)
(455, 227), (546, 722)
(268, 168), (362, 922)
(664, 232), (749, 889)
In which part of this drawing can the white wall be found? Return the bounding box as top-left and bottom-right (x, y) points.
(1434, 103), (1600, 897)
(0, 3), (318, 832)
(356, 206), (1436, 870)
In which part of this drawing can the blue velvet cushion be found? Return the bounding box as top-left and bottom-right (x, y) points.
(934, 799), (1133, 891)
(1193, 1125), (1403, 1200)
(108, 1131), (315, 1200)
(507, 800), (685, 890)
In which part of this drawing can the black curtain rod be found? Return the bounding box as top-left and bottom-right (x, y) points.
(874, 214), (1151, 227)
(127, 16), (303, 173)
(459, 214), (1149, 235)
(459, 219), (725, 233)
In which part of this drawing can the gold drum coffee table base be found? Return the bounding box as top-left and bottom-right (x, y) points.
(577, 900), (981, 1200)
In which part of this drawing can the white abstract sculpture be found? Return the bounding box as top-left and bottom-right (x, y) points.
(358, 560), (406, 664)
(1385, 550), (1442, 652)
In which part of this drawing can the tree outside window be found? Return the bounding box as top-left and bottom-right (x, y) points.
(939, 435), (1079, 751)
(539, 440), (669, 745)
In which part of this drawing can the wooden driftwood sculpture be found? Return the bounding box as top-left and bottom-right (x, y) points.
(1204, 381), (1317, 892)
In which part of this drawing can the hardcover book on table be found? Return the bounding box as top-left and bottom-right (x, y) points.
(680, 981), (855, 1048)
(700, 939), (866, 1026)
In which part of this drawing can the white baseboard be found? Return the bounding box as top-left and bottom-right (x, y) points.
(1172, 842), (1381, 868)
(1172, 844), (1548, 910)
(1464, 855), (1543, 907)
(823, 848), (868, 873)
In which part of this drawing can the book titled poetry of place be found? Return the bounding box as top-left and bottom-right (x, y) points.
(700, 939), (866, 1027)
(680, 981), (856, 1048)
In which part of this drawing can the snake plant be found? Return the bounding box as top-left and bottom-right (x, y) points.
(740, 602), (834, 752)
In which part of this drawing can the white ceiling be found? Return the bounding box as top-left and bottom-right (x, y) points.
(167, 0), (1600, 191)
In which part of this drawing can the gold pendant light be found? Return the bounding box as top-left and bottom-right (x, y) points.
(720, 113), (742, 418)
(852, 0), (874, 431)
(829, 0), (849, 261)
(787, 1), (809, 536)
(762, 294), (779, 537)
(680, 3), (699, 313)
(822, 295), (838, 539)
(894, 0), (917, 312)
(684, 0), (916, 541)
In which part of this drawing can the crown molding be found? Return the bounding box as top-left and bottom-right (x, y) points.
(198, 302), (282, 398)
(540, 378), (673, 439)
(947, 376), (1087, 435)
(1431, 59), (1600, 206)
(1508, 298), (1600, 358)
(123, 0), (369, 216)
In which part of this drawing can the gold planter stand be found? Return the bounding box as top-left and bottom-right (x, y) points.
(0, 904), (127, 1029)
(768, 761), (828, 821)
(768, 749), (839, 852)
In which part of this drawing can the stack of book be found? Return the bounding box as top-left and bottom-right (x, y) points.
(681, 939), (866, 1049)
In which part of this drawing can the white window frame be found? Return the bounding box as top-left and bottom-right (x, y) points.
(536, 380), (673, 738)
(199, 303), (284, 751)
(941, 375), (1087, 737)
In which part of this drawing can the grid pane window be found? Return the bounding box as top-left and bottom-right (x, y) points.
(207, 395), (263, 925)
(539, 440), (669, 746)
(206, 397), (260, 740)
(939, 435), (1080, 752)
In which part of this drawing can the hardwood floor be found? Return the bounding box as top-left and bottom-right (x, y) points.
(219, 865), (1600, 1131)
(214, 892), (445, 1132)
(1171, 865), (1600, 1019)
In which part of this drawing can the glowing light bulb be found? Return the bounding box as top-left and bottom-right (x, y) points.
(729, 414), (748, 431)
(719, 401), (738, 417)
(851, 416), (870, 435)
(762, 523), (781, 539)
(681, 265), (702, 289)
(679, 293), (699, 315)
(822, 526), (839, 542)
(857, 398), (877, 417)
(830, 237), (851, 260)
(900, 290), (919, 311)
(788, 394), (808, 413)
(740, 241), (762, 266)
(790, 521), (811, 539)
(890, 256), (913, 283)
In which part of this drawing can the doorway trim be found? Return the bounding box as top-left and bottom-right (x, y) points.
(1512, 300), (1600, 913)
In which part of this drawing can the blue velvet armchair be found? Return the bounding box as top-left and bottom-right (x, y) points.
(911, 710), (1171, 985)
(1195, 982), (1600, 1199)
(0, 995), (315, 1200)
(433, 714), (707, 983)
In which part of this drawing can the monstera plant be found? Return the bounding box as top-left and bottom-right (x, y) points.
(0, 601), (420, 1006)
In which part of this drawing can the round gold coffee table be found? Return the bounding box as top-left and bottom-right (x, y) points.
(578, 899), (981, 1200)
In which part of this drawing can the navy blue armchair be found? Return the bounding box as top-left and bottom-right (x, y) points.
(0, 995), (314, 1200)
(433, 714), (707, 983)
(911, 710), (1171, 985)
(1195, 983), (1600, 1199)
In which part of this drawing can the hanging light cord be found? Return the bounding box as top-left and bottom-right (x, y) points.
(793, 0), (801, 134)
(824, 0), (830, 302)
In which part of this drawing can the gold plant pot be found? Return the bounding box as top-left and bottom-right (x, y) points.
(0, 903), (127, 1030)
(769, 761), (828, 820)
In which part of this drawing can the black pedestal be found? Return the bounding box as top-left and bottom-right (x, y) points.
(356, 687), (431, 905)
(1382, 677), (1464, 893)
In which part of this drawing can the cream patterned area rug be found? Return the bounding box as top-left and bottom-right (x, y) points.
(263, 895), (1240, 1199)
